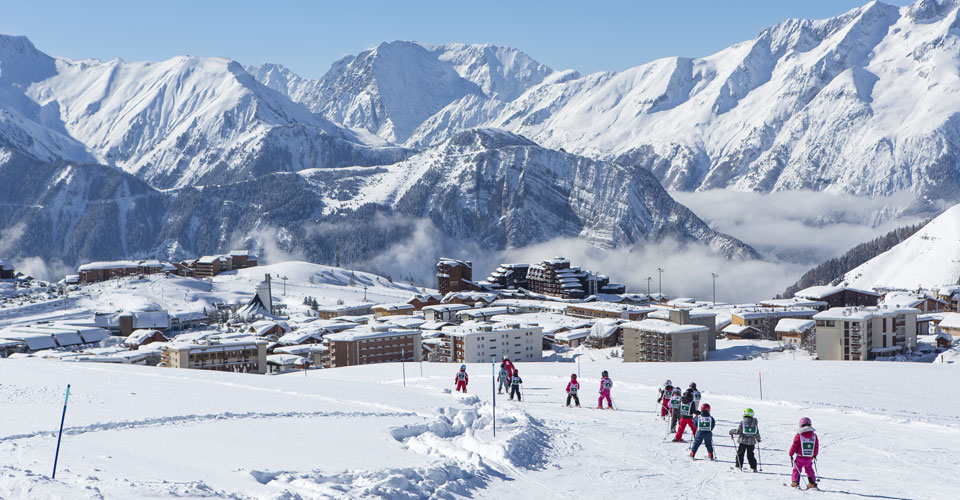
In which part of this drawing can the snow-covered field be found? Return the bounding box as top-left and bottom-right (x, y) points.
(1, 356), (956, 499)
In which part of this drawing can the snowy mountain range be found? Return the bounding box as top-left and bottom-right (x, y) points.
(249, 0), (960, 200)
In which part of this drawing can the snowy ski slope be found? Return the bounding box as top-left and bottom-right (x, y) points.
(0, 356), (956, 499)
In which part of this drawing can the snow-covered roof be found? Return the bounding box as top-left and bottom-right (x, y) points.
(759, 298), (829, 309)
(567, 302), (655, 314)
(442, 322), (541, 338)
(124, 329), (165, 346)
(588, 320), (621, 339)
(935, 331), (954, 343)
(775, 319), (816, 333)
(379, 316), (426, 329)
(813, 306), (920, 321)
(315, 303), (372, 313)
(731, 307), (817, 320)
(77, 260), (140, 271)
(276, 330), (324, 345)
(372, 303), (415, 311)
(938, 313), (960, 330)
(266, 353), (309, 366)
(325, 325), (420, 342)
(0, 259), (13, 271)
(249, 320), (291, 336)
(621, 319), (709, 335)
(722, 324), (758, 335)
(555, 328), (591, 341)
(441, 291), (498, 303)
(421, 303), (471, 313)
(456, 306), (511, 319)
(419, 321), (454, 330)
(795, 285), (879, 300)
(274, 344), (327, 356)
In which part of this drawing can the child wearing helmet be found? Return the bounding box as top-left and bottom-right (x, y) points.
(502, 355), (516, 378)
(565, 373), (580, 407)
(455, 365), (469, 393)
(509, 368), (523, 401)
(597, 370), (613, 409)
(689, 382), (701, 411)
(658, 380), (673, 418)
(789, 417), (819, 488)
(689, 403), (716, 460)
(730, 408), (762, 471)
(497, 362), (510, 394)
(668, 388), (682, 433)
(672, 388), (697, 442)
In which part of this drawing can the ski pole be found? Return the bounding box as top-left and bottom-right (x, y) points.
(52, 384), (71, 479)
(730, 434), (738, 468)
(756, 442), (762, 471)
(813, 458), (820, 484)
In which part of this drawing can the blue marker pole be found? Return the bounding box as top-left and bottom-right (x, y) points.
(52, 384), (71, 479)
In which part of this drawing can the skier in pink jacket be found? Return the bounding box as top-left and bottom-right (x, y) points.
(597, 370), (613, 409)
(789, 417), (819, 489)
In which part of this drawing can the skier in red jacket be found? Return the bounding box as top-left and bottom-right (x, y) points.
(502, 355), (516, 378)
(454, 365), (468, 393)
(789, 417), (819, 489)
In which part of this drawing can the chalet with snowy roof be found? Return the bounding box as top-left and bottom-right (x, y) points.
(315, 303), (373, 319)
(324, 325), (421, 368)
(721, 324), (760, 340)
(938, 312), (960, 337)
(812, 306), (919, 361)
(937, 286), (960, 312)
(160, 337), (268, 374)
(775, 319), (816, 346)
(554, 327), (592, 347)
(406, 293), (442, 311)
(729, 307), (817, 339)
(371, 303), (415, 318)
(441, 322), (542, 363)
(455, 306), (513, 324)
(566, 302), (655, 321)
(935, 331), (954, 349)
(123, 329), (168, 350)
(441, 291), (498, 307)
(89, 310), (170, 336)
(586, 319), (623, 348)
(248, 320), (291, 339)
(266, 353), (311, 374)
(621, 319), (710, 362)
(273, 343), (326, 366)
(422, 303), (471, 322)
(882, 291), (947, 312)
(794, 285), (880, 309)
(0, 259), (15, 280)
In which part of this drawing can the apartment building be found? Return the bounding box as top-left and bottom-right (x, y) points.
(160, 338), (268, 374)
(621, 319), (710, 362)
(812, 306), (919, 361)
(314, 303), (374, 320)
(566, 302), (655, 321)
(442, 323), (543, 363)
(648, 308), (718, 351)
(325, 325), (421, 368)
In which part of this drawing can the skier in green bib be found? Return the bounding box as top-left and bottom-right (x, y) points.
(730, 407), (761, 471)
(689, 403), (716, 460)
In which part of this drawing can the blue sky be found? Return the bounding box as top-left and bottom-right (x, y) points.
(1, 1), (913, 78)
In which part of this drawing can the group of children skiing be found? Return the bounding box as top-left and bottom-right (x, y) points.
(455, 364), (821, 489)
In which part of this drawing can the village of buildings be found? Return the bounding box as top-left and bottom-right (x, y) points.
(0, 253), (958, 375)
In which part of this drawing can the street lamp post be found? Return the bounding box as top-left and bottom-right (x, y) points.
(646, 276), (652, 296)
(657, 268), (664, 299)
(711, 272), (719, 306)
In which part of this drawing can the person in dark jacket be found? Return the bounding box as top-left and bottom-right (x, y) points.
(509, 369), (523, 401)
(689, 403), (716, 460)
(730, 407), (762, 471)
(672, 388), (696, 442)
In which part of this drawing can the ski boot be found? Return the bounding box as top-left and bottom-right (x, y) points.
(808, 482), (817, 490)
(689, 450), (696, 458)
(790, 482), (799, 488)
(708, 452), (714, 461)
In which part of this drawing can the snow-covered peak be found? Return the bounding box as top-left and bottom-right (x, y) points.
(424, 42), (555, 101)
(0, 34), (57, 87)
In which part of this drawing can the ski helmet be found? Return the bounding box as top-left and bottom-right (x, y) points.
(513, 368), (519, 374)
(799, 417), (812, 428)
(743, 408), (755, 418)
(503, 354), (509, 360)
(665, 384), (673, 392)
(673, 388), (681, 395)
(602, 370), (609, 377)
(689, 382), (697, 389)
(664, 379), (672, 386)
(701, 403), (711, 412)
(571, 373), (577, 379)
(460, 364), (466, 370)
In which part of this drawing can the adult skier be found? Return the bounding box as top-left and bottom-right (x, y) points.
(597, 370), (613, 409)
(502, 355), (516, 378)
(730, 408), (761, 471)
(689, 403), (716, 460)
(509, 368), (523, 401)
(789, 417), (819, 489)
(672, 388), (696, 442)
(454, 365), (468, 393)
(668, 387), (682, 433)
(497, 363), (510, 394)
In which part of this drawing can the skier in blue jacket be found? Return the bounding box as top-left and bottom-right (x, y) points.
(690, 403), (716, 460)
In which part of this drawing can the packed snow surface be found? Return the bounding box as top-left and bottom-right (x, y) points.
(0, 355), (957, 499)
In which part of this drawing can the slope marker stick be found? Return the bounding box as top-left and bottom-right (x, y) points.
(401, 349), (406, 387)
(52, 384), (71, 479)
(758, 371), (763, 401)
(491, 356), (496, 437)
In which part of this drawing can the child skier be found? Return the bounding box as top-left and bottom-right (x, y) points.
(502, 355), (516, 378)
(730, 408), (761, 471)
(658, 380), (673, 417)
(672, 388), (696, 442)
(597, 370), (613, 409)
(789, 417), (819, 489)
(455, 365), (468, 393)
(509, 368), (523, 401)
(689, 403), (716, 460)
(565, 373), (580, 407)
(689, 382), (701, 411)
(668, 387), (682, 433)
(497, 363), (510, 394)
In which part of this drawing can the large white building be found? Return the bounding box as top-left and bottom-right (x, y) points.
(442, 323), (543, 363)
(812, 306), (919, 361)
(621, 319), (710, 362)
